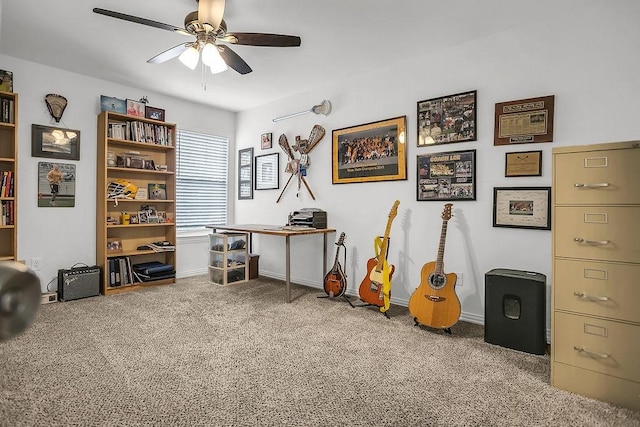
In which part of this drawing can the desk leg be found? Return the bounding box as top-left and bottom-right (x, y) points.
(323, 233), (328, 275)
(286, 235), (291, 303)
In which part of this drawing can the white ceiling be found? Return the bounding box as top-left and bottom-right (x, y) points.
(0, 0), (558, 112)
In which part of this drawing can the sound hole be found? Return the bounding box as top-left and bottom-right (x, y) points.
(428, 273), (446, 290)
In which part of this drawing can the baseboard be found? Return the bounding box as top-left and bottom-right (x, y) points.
(176, 268), (207, 279)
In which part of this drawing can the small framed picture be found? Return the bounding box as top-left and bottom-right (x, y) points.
(138, 211), (148, 224)
(261, 132), (272, 149)
(148, 183), (167, 200)
(107, 238), (123, 253)
(100, 95), (126, 114)
(145, 106), (165, 121)
(32, 124), (81, 161)
(129, 213), (139, 224)
(158, 211), (167, 223)
(505, 150), (542, 177)
(126, 99), (145, 118)
(493, 187), (551, 230)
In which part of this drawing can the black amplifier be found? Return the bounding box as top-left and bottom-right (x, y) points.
(57, 266), (101, 302)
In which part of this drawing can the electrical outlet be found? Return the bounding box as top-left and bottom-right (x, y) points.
(32, 257), (42, 271)
(456, 273), (463, 286)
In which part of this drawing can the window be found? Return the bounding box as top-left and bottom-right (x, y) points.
(176, 129), (228, 229)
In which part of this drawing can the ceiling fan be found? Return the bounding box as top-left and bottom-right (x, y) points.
(93, 0), (301, 75)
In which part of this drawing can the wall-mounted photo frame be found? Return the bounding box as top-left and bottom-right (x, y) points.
(261, 132), (272, 150)
(32, 124), (80, 161)
(417, 90), (477, 146)
(255, 152), (279, 190)
(145, 106), (165, 121)
(37, 162), (76, 207)
(332, 116), (407, 184)
(126, 99), (145, 118)
(493, 187), (551, 230)
(238, 147), (253, 199)
(505, 150), (542, 177)
(494, 95), (554, 145)
(417, 149), (476, 201)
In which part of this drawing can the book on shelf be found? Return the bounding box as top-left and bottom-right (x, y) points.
(148, 241), (175, 252)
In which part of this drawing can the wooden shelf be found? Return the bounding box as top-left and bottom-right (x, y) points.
(0, 92), (17, 261)
(107, 167), (175, 176)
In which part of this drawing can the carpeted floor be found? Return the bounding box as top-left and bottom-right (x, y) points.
(1, 276), (639, 426)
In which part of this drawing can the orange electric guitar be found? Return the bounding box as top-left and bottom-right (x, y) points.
(358, 200), (400, 314)
(409, 203), (461, 330)
(323, 232), (347, 297)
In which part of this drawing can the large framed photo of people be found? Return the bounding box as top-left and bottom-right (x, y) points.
(417, 149), (476, 201)
(417, 90), (476, 146)
(332, 116), (407, 184)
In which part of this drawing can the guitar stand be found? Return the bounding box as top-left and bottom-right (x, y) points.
(413, 317), (452, 334)
(353, 302), (390, 319)
(317, 293), (356, 308)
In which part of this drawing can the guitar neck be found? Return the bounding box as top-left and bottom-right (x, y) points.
(435, 219), (449, 274)
(376, 223), (393, 271)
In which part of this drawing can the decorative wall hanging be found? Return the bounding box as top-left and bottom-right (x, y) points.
(32, 124), (80, 161)
(494, 95), (554, 145)
(261, 133), (272, 150)
(37, 162), (76, 207)
(493, 187), (551, 230)
(417, 149), (476, 201)
(255, 153), (279, 190)
(276, 125), (325, 202)
(238, 147), (253, 200)
(332, 116), (407, 184)
(417, 90), (476, 146)
(44, 93), (68, 123)
(505, 150), (542, 177)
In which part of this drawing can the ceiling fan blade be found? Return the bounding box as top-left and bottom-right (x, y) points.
(147, 43), (191, 64)
(222, 33), (301, 47)
(198, 0), (225, 32)
(92, 8), (190, 36)
(219, 46), (252, 75)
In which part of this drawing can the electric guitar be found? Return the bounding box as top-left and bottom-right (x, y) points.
(323, 232), (347, 297)
(408, 203), (461, 329)
(358, 200), (400, 312)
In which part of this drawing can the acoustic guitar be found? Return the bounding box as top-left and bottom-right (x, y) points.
(358, 200), (400, 312)
(323, 232), (347, 297)
(408, 203), (461, 329)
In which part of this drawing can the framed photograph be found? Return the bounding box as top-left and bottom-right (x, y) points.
(238, 147), (253, 200)
(100, 95), (126, 114)
(494, 95), (554, 145)
(417, 149), (476, 201)
(32, 124), (80, 161)
(255, 152), (279, 190)
(148, 183), (167, 200)
(158, 211), (167, 223)
(107, 238), (123, 254)
(505, 150), (542, 177)
(332, 116), (407, 184)
(493, 187), (551, 230)
(261, 132), (272, 150)
(417, 90), (476, 146)
(37, 162), (76, 207)
(129, 213), (139, 224)
(138, 211), (149, 224)
(126, 99), (145, 118)
(145, 106), (165, 121)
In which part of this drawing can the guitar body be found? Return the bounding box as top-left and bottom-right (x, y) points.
(409, 261), (461, 329)
(323, 263), (346, 297)
(358, 257), (395, 307)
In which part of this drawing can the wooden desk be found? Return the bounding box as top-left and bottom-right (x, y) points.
(206, 224), (336, 303)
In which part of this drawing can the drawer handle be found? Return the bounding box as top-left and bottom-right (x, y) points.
(573, 238), (611, 245)
(573, 346), (610, 359)
(573, 292), (610, 302)
(574, 183), (610, 188)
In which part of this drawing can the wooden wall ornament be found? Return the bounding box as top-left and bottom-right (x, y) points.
(494, 95), (555, 146)
(276, 125), (325, 202)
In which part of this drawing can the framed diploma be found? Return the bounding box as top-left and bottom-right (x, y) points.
(505, 150), (542, 177)
(494, 95), (554, 146)
(493, 187), (551, 230)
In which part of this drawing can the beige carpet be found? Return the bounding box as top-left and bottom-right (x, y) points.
(1, 276), (638, 426)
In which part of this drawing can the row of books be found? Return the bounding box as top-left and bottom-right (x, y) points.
(1, 200), (15, 226)
(107, 121), (173, 146)
(1, 170), (14, 197)
(107, 258), (175, 288)
(0, 97), (15, 124)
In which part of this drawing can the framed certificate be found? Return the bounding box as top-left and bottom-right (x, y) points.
(494, 95), (554, 145)
(505, 150), (542, 177)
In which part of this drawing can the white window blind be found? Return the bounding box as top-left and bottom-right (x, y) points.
(176, 129), (228, 229)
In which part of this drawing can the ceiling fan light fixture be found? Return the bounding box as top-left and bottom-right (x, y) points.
(198, 0), (225, 32)
(179, 44), (200, 70)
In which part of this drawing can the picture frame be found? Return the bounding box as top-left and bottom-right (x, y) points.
(100, 95), (126, 114)
(129, 213), (139, 224)
(158, 211), (166, 223)
(32, 124), (81, 161)
(417, 90), (477, 146)
(126, 99), (145, 118)
(332, 116), (407, 184)
(254, 152), (279, 190)
(148, 183), (167, 200)
(37, 162), (76, 207)
(145, 105), (165, 121)
(494, 95), (555, 145)
(261, 132), (272, 150)
(238, 147), (253, 199)
(505, 150), (542, 177)
(138, 211), (149, 224)
(493, 187), (551, 230)
(417, 149), (476, 201)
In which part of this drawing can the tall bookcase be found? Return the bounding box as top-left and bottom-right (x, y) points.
(0, 91), (17, 261)
(96, 111), (177, 295)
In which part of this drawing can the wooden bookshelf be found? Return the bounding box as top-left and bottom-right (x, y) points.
(0, 91), (17, 261)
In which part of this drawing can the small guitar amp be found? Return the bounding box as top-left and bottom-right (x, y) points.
(57, 266), (101, 302)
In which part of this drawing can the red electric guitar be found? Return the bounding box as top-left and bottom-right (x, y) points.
(323, 232), (347, 297)
(408, 203), (461, 329)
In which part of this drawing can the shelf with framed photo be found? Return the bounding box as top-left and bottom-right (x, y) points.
(97, 111), (177, 296)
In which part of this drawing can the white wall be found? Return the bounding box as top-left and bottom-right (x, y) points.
(0, 54), (236, 289)
(235, 1), (640, 329)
